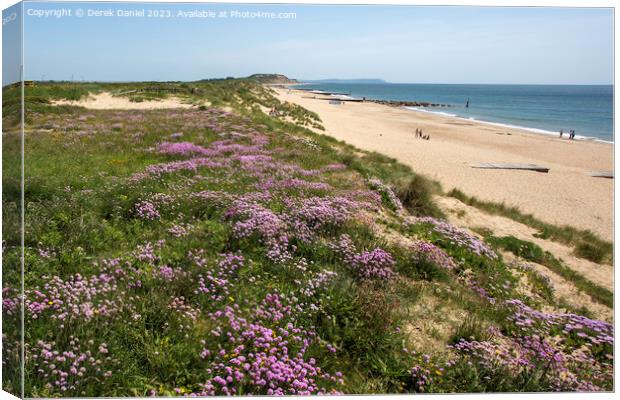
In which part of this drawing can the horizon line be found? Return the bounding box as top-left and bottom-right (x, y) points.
(12, 78), (614, 86)
(296, 79), (613, 86)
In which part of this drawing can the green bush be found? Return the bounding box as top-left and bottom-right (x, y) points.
(574, 242), (605, 264)
(393, 175), (443, 218)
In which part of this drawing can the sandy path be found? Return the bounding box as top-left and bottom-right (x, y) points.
(52, 92), (196, 110)
(274, 88), (614, 240)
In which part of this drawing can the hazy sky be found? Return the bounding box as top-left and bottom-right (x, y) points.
(16, 2), (615, 84)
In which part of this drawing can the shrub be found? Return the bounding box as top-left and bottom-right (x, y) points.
(393, 175), (444, 218)
(574, 242), (605, 264)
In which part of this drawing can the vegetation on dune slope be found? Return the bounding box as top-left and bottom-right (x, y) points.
(447, 188), (613, 265)
(485, 235), (612, 308)
(3, 78), (323, 130)
(2, 79), (613, 397)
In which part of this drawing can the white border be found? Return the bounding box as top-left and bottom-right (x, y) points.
(0, 1), (616, 400)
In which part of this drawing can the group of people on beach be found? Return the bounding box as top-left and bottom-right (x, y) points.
(559, 129), (576, 140)
(415, 128), (430, 140)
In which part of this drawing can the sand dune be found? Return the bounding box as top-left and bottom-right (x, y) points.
(274, 88), (614, 240)
(437, 196), (613, 291)
(52, 92), (195, 110)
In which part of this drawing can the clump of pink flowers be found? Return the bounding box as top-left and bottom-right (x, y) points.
(450, 322), (612, 391)
(193, 293), (343, 395)
(368, 178), (404, 214)
(158, 141), (213, 156)
(134, 200), (160, 220)
(193, 251), (244, 303)
(330, 234), (395, 281)
(29, 337), (117, 395)
(412, 216), (497, 259)
(167, 223), (193, 238)
(410, 240), (457, 270)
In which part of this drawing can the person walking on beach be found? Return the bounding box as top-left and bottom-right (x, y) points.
(559, 129), (563, 138)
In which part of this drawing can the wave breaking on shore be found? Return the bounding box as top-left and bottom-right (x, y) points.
(403, 106), (613, 144)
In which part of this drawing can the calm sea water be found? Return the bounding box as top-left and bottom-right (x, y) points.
(295, 83), (614, 142)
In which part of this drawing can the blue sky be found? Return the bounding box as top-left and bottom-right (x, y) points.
(15, 2), (615, 84)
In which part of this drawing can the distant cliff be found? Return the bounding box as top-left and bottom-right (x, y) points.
(247, 74), (298, 84)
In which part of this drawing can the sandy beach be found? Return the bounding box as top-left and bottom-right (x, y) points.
(273, 88), (614, 240)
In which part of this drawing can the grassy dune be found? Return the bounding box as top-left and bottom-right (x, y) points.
(2, 79), (613, 396)
(447, 189), (613, 265)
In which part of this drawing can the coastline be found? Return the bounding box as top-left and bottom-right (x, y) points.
(289, 83), (613, 143)
(273, 87), (614, 240)
(401, 106), (614, 144)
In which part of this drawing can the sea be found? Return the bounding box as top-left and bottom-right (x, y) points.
(293, 83), (614, 143)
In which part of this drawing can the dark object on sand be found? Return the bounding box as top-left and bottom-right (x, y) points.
(470, 163), (550, 173)
(590, 171), (613, 179)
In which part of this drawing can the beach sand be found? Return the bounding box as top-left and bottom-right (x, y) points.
(273, 88), (614, 241)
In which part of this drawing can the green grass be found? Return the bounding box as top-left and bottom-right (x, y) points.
(523, 268), (555, 304)
(486, 235), (547, 262)
(447, 188), (612, 264)
(448, 316), (491, 344)
(390, 245), (451, 282)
